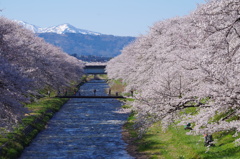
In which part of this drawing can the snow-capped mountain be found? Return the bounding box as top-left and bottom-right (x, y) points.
(38, 23), (101, 35)
(14, 20), (101, 35)
(15, 20), (39, 33)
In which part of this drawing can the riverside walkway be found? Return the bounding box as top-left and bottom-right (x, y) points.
(19, 79), (134, 159)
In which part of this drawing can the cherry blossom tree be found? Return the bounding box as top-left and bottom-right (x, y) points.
(0, 17), (84, 129)
(0, 57), (31, 128)
(107, 0), (240, 141)
(180, 0), (240, 136)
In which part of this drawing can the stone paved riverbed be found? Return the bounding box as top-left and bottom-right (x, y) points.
(19, 79), (134, 159)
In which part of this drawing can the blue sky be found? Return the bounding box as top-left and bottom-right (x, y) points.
(0, 0), (206, 36)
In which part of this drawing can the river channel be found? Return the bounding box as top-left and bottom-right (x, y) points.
(19, 79), (134, 159)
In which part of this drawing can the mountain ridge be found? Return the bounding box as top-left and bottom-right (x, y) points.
(38, 32), (135, 58)
(15, 20), (135, 61)
(15, 20), (101, 35)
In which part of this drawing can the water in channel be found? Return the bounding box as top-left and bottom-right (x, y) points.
(19, 79), (134, 159)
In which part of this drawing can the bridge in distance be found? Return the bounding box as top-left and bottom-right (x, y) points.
(83, 65), (107, 74)
(56, 64), (125, 98)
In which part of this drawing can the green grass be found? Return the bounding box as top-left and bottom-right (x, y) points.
(125, 115), (240, 159)
(179, 107), (198, 116)
(135, 124), (203, 159)
(209, 109), (239, 124)
(26, 97), (67, 114)
(97, 74), (108, 79)
(124, 112), (138, 138)
(121, 105), (132, 109)
(118, 98), (135, 103)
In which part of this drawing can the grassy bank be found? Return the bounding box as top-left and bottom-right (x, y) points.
(124, 112), (240, 159)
